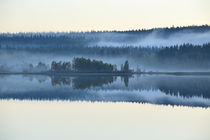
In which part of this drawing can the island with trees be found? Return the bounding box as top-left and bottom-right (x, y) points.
(50, 57), (132, 75)
(1, 56), (210, 76)
(0, 57), (133, 75)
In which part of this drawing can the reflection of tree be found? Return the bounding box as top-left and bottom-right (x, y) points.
(50, 75), (210, 99)
(51, 76), (71, 86)
(130, 76), (210, 98)
(72, 76), (116, 89)
(50, 75), (117, 89)
(157, 78), (210, 98)
(22, 75), (48, 83)
(1, 75), (210, 107)
(121, 76), (130, 87)
(124, 76), (129, 87)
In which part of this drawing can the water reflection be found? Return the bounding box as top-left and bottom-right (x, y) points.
(0, 74), (210, 107)
(51, 75), (118, 89)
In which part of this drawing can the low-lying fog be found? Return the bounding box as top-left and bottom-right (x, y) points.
(1, 26), (210, 72)
(0, 50), (129, 72)
(89, 31), (210, 47)
(0, 50), (210, 72)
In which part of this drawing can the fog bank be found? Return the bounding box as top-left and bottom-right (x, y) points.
(90, 31), (210, 47)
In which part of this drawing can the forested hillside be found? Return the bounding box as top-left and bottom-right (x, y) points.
(0, 25), (210, 71)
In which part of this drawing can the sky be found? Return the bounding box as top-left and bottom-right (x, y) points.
(0, 0), (210, 32)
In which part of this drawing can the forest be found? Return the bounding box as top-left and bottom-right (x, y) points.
(0, 25), (210, 71)
(51, 57), (131, 73)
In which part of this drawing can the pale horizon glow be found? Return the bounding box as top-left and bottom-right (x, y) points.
(0, 0), (210, 32)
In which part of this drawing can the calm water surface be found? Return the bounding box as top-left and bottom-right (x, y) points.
(0, 74), (210, 140)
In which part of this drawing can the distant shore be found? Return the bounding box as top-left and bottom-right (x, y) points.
(1, 71), (210, 76)
(0, 72), (133, 76)
(134, 72), (210, 76)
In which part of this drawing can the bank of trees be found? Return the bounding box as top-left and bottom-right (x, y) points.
(121, 60), (131, 72)
(51, 61), (71, 72)
(1, 25), (210, 70)
(72, 57), (117, 72)
(22, 62), (48, 72)
(1, 25), (209, 50)
(51, 57), (130, 73)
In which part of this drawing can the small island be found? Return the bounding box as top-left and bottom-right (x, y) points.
(0, 57), (133, 76)
(1, 57), (210, 76)
(50, 57), (133, 75)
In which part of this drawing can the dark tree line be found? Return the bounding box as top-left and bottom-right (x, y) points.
(1, 43), (210, 70)
(1, 25), (210, 70)
(72, 57), (117, 72)
(0, 25), (209, 50)
(51, 61), (71, 72)
(121, 60), (131, 72)
(51, 57), (130, 73)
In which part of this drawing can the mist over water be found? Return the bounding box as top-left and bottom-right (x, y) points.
(1, 26), (210, 72)
(0, 50), (132, 72)
(1, 26), (210, 107)
(89, 31), (210, 47)
(1, 0), (210, 138)
(1, 26), (210, 140)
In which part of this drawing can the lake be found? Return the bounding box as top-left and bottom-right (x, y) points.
(0, 74), (210, 140)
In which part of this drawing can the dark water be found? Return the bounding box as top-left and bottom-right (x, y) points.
(0, 74), (210, 107)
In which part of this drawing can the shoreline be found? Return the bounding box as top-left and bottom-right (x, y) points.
(0, 72), (133, 76)
(0, 71), (210, 76)
(134, 72), (210, 75)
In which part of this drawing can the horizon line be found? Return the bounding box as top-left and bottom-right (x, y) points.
(0, 24), (209, 34)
